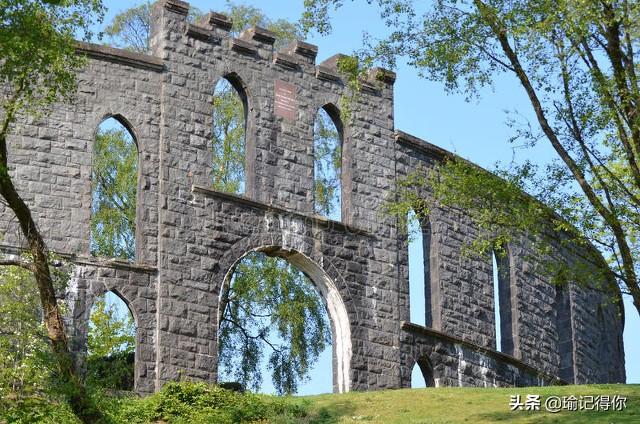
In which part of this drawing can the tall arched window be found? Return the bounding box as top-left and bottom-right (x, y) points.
(313, 105), (342, 221)
(212, 77), (247, 194)
(555, 284), (575, 382)
(90, 116), (138, 260)
(408, 209), (425, 326)
(409, 209), (433, 326)
(492, 248), (515, 354)
(86, 291), (136, 390)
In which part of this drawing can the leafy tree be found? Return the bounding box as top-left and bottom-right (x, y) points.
(104, 2), (151, 52)
(218, 253), (329, 394)
(304, 0), (640, 317)
(225, 2), (302, 49)
(0, 1), (105, 421)
(104, 2), (203, 53)
(100, 1), (333, 394)
(87, 295), (135, 359)
(0, 265), (49, 397)
(85, 294), (136, 390)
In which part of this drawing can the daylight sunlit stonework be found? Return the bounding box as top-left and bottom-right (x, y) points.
(0, 0), (625, 394)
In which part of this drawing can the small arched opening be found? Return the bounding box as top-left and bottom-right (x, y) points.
(411, 356), (435, 388)
(212, 74), (250, 195)
(86, 290), (136, 391)
(313, 104), (343, 221)
(90, 115), (139, 261)
(217, 246), (351, 395)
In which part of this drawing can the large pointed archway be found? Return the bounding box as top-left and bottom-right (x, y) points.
(217, 245), (352, 393)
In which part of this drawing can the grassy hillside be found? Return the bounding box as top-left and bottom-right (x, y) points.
(303, 384), (639, 423)
(1, 383), (638, 423)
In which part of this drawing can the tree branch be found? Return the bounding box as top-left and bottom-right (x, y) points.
(473, 0), (640, 313)
(0, 258), (35, 272)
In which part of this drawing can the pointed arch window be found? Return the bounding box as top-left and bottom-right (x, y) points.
(90, 116), (138, 260)
(411, 356), (435, 388)
(313, 105), (342, 221)
(212, 75), (248, 194)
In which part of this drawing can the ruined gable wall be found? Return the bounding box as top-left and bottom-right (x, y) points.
(0, 0), (625, 394)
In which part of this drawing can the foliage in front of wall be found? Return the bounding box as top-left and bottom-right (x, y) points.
(101, 381), (310, 424)
(85, 351), (135, 391)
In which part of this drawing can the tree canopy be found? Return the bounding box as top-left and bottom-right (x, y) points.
(304, 0), (640, 317)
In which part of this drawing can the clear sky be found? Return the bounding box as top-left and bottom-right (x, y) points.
(97, 0), (638, 392)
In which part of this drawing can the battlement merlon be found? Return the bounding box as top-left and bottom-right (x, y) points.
(145, 0), (395, 90)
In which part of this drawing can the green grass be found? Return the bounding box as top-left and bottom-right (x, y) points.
(1, 383), (638, 423)
(302, 384), (639, 423)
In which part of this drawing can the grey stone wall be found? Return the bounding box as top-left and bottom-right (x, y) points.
(0, 0), (624, 395)
(394, 132), (625, 386)
(401, 322), (563, 388)
(63, 259), (158, 393)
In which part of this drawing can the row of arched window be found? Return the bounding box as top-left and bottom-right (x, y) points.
(89, 76), (344, 260)
(408, 212), (576, 386)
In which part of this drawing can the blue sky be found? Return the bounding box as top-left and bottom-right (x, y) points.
(97, 0), (638, 392)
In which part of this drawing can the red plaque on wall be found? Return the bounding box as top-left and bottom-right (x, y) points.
(274, 80), (297, 121)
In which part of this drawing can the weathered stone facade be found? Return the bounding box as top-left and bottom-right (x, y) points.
(0, 0), (624, 394)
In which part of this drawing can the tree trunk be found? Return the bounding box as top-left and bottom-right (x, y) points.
(473, 0), (640, 319)
(0, 133), (100, 423)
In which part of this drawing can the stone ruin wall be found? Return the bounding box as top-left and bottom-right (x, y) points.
(0, 0), (625, 394)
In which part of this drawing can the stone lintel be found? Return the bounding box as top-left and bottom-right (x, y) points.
(282, 40), (318, 64)
(74, 257), (158, 274)
(316, 65), (342, 82)
(75, 42), (164, 72)
(318, 53), (348, 71)
(273, 52), (299, 69)
(0, 243), (157, 274)
(358, 78), (379, 95)
(368, 67), (396, 85)
(401, 321), (569, 385)
(316, 53), (351, 82)
(191, 185), (371, 237)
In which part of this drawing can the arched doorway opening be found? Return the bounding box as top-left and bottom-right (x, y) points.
(217, 247), (351, 394)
